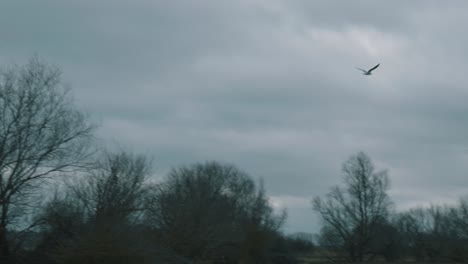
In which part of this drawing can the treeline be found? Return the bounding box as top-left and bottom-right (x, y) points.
(313, 152), (468, 262)
(25, 157), (301, 264)
(0, 58), (313, 264)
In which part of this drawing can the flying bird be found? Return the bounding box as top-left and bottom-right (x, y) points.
(355, 63), (380, 75)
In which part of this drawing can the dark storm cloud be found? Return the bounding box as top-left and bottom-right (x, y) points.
(2, 0), (468, 233)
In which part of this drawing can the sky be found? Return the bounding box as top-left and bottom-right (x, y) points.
(1, 0), (468, 234)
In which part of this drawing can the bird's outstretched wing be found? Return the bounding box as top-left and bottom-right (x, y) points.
(355, 67), (367, 73)
(368, 63), (380, 73)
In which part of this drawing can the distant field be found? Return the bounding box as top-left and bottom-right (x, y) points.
(296, 259), (461, 264)
(296, 254), (329, 264)
(295, 254), (461, 264)
(297, 261), (458, 264)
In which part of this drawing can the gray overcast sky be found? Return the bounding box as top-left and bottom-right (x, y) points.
(2, 0), (468, 234)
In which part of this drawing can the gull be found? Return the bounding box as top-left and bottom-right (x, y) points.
(355, 63), (380, 75)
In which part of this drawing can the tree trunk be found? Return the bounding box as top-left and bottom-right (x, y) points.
(0, 225), (10, 259)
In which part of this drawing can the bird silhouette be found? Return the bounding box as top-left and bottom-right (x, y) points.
(355, 63), (380, 75)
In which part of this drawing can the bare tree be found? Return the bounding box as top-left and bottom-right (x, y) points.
(453, 196), (468, 238)
(448, 198), (468, 261)
(37, 151), (153, 264)
(237, 180), (286, 263)
(313, 152), (392, 262)
(0, 57), (95, 259)
(70, 151), (151, 230)
(396, 205), (465, 262)
(145, 161), (285, 263)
